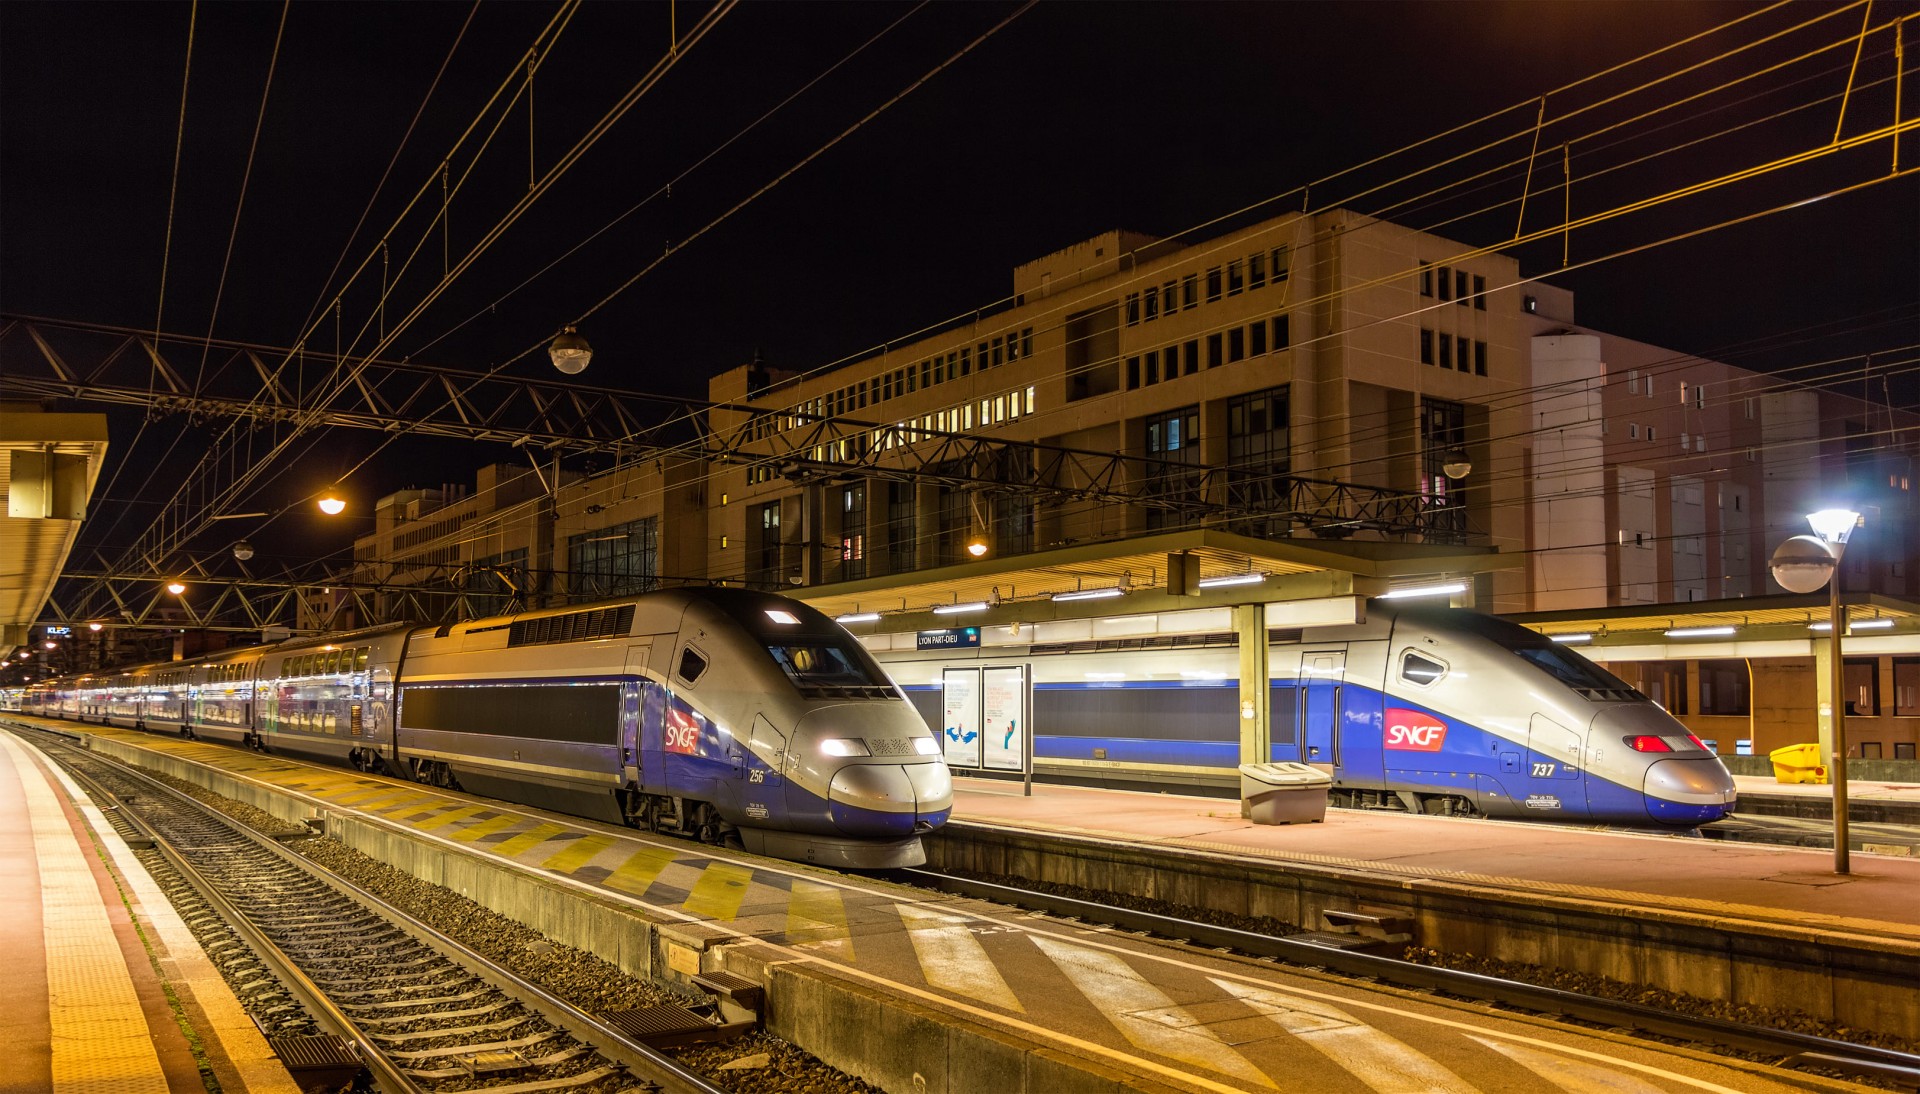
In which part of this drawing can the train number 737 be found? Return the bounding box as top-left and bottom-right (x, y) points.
(1531, 761), (1557, 777)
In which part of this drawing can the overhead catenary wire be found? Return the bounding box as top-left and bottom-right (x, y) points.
(90, 2), (1920, 594)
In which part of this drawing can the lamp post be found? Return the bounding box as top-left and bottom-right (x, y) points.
(1803, 508), (1859, 874)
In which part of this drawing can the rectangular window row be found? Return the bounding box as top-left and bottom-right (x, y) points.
(776, 327), (1035, 432)
(1417, 329), (1488, 375)
(281, 646), (372, 680)
(1127, 245), (1290, 325)
(1418, 262), (1487, 309)
(1125, 316), (1290, 390)
(793, 387), (1041, 468)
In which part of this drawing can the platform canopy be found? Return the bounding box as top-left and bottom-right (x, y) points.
(1505, 593), (1920, 650)
(798, 527), (1516, 633)
(0, 407), (109, 659)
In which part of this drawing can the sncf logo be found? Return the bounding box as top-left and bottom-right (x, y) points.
(1384, 708), (1448, 751)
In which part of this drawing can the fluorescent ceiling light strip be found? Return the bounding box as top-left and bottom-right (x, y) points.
(1849, 618), (1894, 630)
(1664, 626), (1734, 638)
(1197, 573), (1265, 589)
(932, 602), (989, 615)
(836, 612), (881, 624)
(1549, 633), (1592, 643)
(1052, 588), (1124, 602)
(1378, 582), (1466, 600)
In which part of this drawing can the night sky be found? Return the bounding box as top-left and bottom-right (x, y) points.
(3, 0), (1916, 572)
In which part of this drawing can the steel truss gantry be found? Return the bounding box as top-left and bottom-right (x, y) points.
(0, 314), (702, 454)
(708, 409), (1454, 541)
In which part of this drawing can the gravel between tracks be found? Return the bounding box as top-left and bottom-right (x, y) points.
(138, 768), (883, 1094)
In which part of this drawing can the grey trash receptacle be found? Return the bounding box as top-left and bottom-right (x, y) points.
(1238, 762), (1333, 824)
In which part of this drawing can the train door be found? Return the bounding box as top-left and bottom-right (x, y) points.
(1300, 650), (1345, 773)
(622, 644), (651, 786)
(1522, 713), (1587, 816)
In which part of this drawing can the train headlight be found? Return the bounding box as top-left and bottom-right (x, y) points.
(821, 738), (870, 758)
(913, 737), (941, 757)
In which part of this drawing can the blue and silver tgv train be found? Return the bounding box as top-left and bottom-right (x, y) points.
(896, 601), (1735, 825)
(24, 588), (952, 869)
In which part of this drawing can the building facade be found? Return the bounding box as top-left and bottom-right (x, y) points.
(352, 208), (1919, 756)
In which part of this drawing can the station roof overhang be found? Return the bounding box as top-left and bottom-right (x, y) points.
(0, 407), (110, 659)
(1505, 593), (1920, 659)
(797, 527), (1515, 636)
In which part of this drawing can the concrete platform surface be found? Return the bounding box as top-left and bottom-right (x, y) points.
(0, 731), (301, 1094)
(949, 775), (1920, 942)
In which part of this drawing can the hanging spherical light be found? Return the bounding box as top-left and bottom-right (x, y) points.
(549, 326), (593, 374)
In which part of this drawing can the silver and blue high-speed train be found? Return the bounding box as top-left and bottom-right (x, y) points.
(23, 588), (953, 868)
(893, 600), (1736, 825)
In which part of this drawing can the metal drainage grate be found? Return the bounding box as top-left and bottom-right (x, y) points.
(269, 1033), (363, 1088)
(601, 1004), (726, 1049)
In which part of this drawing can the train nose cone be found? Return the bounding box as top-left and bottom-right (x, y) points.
(828, 763), (918, 837)
(1643, 758), (1738, 824)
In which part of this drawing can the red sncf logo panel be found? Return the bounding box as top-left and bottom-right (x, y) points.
(1384, 708), (1448, 751)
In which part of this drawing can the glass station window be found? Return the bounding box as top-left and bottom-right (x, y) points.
(1844, 658), (1879, 716)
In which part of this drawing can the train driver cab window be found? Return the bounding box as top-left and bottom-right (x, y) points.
(677, 647), (709, 685)
(765, 643), (884, 688)
(1401, 650), (1447, 686)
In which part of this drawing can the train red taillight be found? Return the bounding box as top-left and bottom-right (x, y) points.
(1626, 735), (1673, 752)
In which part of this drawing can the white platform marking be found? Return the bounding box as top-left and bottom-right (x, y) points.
(896, 904), (1025, 1013)
(1212, 977), (1479, 1093)
(1034, 936), (1275, 1088)
(1472, 1035), (1669, 1093)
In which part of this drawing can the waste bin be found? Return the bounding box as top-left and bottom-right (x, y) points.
(1768, 742), (1828, 785)
(1238, 762), (1333, 824)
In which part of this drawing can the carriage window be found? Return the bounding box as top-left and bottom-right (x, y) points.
(1401, 651), (1447, 685)
(677, 647), (709, 685)
(765, 644), (885, 687)
(356, 647), (371, 671)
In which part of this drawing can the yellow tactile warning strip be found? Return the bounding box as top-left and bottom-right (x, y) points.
(34, 751), (305, 1094)
(2, 731), (170, 1094)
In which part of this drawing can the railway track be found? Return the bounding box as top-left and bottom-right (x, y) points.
(29, 730), (731, 1094)
(897, 867), (1920, 1092)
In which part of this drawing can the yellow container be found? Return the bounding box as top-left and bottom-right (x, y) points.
(1769, 742), (1828, 784)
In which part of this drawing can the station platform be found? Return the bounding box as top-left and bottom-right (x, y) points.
(8, 715), (1914, 1087)
(947, 774), (1920, 941)
(0, 731), (301, 1094)
(1732, 772), (1920, 824)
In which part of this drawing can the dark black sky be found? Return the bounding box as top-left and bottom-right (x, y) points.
(3, 0), (1916, 570)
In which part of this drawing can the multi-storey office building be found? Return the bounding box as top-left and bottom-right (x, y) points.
(709, 210), (1532, 608)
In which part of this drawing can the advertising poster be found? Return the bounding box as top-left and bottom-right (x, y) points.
(941, 669), (982, 768)
(982, 666), (1025, 771)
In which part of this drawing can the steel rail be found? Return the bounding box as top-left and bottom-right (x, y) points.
(52, 749), (421, 1094)
(900, 867), (1920, 1090)
(35, 731), (731, 1094)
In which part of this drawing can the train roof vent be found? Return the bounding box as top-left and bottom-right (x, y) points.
(508, 605), (636, 648)
(1574, 687), (1640, 702)
(795, 683), (902, 701)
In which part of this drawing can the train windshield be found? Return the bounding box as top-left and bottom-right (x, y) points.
(764, 643), (887, 688)
(1510, 644), (1632, 691)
